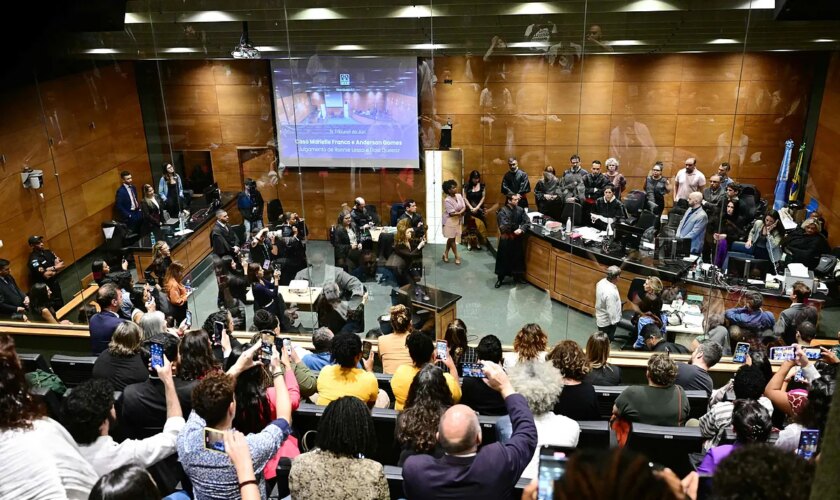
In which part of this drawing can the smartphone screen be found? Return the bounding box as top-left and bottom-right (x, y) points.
(732, 342), (750, 363)
(462, 362), (485, 378)
(150, 342), (164, 370)
(804, 347), (821, 361)
(796, 428), (820, 460)
(212, 321), (224, 347)
(436, 340), (448, 361)
(260, 333), (273, 365)
(537, 446), (568, 500)
(283, 338), (292, 356)
(263, 259), (270, 270)
(204, 427), (226, 454)
(770, 346), (795, 362)
(362, 341), (373, 359)
(185, 310), (192, 328)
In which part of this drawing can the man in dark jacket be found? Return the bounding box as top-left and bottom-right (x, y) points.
(89, 283), (126, 355)
(0, 258), (28, 320)
(210, 209), (240, 258)
(237, 178), (264, 234)
(501, 157), (531, 209)
(494, 194), (528, 288)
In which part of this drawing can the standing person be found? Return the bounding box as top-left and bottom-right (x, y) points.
(675, 192), (708, 256)
(0, 258), (28, 320)
(401, 361), (537, 500)
(603, 157), (627, 199)
(582, 160), (610, 221)
(148, 241), (172, 283)
(115, 170), (143, 232)
(386, 219), (426, 285)
(643, 161), (670, 217)
(717, 162), (734, 189)
(158, 163), (191, 215)
(775, 281), (815, 344)
(534, 165), (562, 213)
(501, 157), (530, 209)
(463, 170), (488, 250)
(27, 235), (65, 310)
(595, 266), (622, 340)
(333, 211), (362, 271)
(441, 180), (466, 265)
(560, 154), (587, 203)
(398, 198), (426, 240)
(494, 194), (528, 288)
(163, 261), (190, 324)
(140, 184), (163, 239)
(237, 178), (265, 234)
(701, 175), (727, 262)
(673, 157), (706, 202)
(712, 200), (747, 269)
(210, 209), (240, 258)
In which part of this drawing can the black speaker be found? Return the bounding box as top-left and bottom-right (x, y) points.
(774, 0), (840, 20)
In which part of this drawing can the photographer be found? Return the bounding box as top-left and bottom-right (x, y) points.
(270, 224), (307, 286)
(238, 178), (265, 234)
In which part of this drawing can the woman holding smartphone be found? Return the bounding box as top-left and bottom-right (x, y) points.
(163, 261), (189, 323)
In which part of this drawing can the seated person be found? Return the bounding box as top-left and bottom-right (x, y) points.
(391, 332), (462, 411)
(697, 400), (772, 476)
(377, 304), (413, 374)
(0, 258), (28, 320)
(692, 313), (731, 356)
(294, 252), (364, 299)
(547, 341), (599, 421)
(460, 335), (508, 416)
(613, 352), (690, 426)
(316, 332), (378, 407)
(92, 259), (128, 286)
(176, 345), (292, 499)
(315, 282), (364, 335)
(642, 322), (687, 353)
(351, 249), (398, 287)
(774, 281), (817, 345)
(301, 327), (335, 371)
(794, 321), (817, 347)
(725, 291), (775, 341)
(591, 184), (624, 231)
(675, 340), (722, 395)
(782, 218), (830, 269)
(61, 364), (184, 477)
(252, 310), (317, 401)
(91, 321), (148, 392)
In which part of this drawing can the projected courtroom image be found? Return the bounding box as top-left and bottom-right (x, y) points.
(271, 56), (419, 169)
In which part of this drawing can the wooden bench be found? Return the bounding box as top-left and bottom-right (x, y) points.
(55, 283), (99, 320)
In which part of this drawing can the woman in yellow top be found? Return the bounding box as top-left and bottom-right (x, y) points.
(316, 332), (378, 407)
(391, 332), (461, 411)
(377, 304), (414, 374)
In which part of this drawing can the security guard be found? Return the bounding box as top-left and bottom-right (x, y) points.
(27, 235), (65, 310)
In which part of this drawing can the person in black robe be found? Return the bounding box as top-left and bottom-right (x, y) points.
(495, 194), (529, 288)
(500, 157), (531, 209)
(534, 166), (562, 213)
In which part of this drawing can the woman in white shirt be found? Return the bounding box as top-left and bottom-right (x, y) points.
(0, 334), (98, 500)
(502, 323), (548, 369)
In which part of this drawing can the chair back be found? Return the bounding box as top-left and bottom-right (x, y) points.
(623, 190), (646, 217)
(49, 354), (97, 388)
(626, 423), (704, 476)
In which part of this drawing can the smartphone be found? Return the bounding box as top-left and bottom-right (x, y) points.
(795, 428), (820, 460)
(263, 259), (270, 270)
(537, 446), (568, 500)
(260, 332), (273, 365)
(204, 427), (226, 454)
(770, 346), (795, 362)
(212, 321), (224, 347)
(184, 310), (192, 328)
(804, 347), (821, 361)
(462, 362), (485, 378)
(732, 342), (750, 364)
(282, 338), (292, 356)
(150, 342), (164, 370)
(362, 341), (373, 359)
(436, 340), (448, 361)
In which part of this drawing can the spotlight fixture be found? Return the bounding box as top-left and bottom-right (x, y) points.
(231, 21), (260, 59)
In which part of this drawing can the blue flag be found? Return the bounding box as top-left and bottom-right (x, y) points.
(773, 139), (795, 211)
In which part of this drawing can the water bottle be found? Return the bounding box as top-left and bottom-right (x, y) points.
(566, 217), (572, 234)
(149, 232), (156, 246)
(185, 279), (192, 293)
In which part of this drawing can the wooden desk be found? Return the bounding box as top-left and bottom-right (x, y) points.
(279, 286), (322, 311)
(400, 284), (461, 338)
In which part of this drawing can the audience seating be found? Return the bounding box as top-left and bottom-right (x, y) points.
(721, 428), (779, 445)
(383, 464), (537, 500)
(49, 354), (98, 388)
(375, 372), (395, 404)
(576, 420), (611, 449)
(625, 423), (704, 476)
(686, 390), (711, 420)
(29, 386), (63, 420)
(594, 385), (624, 420)
(18, 352), (51, 373)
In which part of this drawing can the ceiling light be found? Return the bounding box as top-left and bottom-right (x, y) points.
(290, 8), (345, 20)
(332, 45), (366, 51)
(508, 41), (550, 48)
(708, 38), (740, 44)
(124, 13), (148, 24)
(256, 46), (285, 52)
(392, 5), (433, 18)
(85, 48), (121, 54)
(616, 1), (680, 12)
(769, 49), (794, 52)
(814, 39), (836, 43)
(180, 11), (238, 23)
(163, 48), (198, 53)
(506, 3), (563, 15)
(736, 0), (774, 8)
(610, 40), (644, 46)
(232, 22), (260, 59)
(409, 43), (451, 50)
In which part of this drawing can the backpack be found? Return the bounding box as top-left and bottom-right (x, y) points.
(25, 369), (67, 396)
(815, 254), (838, 278)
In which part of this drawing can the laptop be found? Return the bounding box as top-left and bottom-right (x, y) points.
(162, 210), (179, 225)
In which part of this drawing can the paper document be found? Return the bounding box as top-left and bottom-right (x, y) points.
(642, 242), (655, 250)
(787, 263), (810, 278)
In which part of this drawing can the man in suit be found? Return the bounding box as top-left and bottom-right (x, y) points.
(774, 281), (817, 344)
(210, 209), (240, 258)
(501, 157), (531, 209)
(0, 258), (28, 320)
(675, 191), (708, 256)
(115, 170), (143, 232)
(89, 283), (126, 355)
(27, 235), (65, 310)
(403, 361), (536, 499)
(398, 199), (425, 240)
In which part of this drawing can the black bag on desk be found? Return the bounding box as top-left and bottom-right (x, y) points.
(815, 254), (838, 278)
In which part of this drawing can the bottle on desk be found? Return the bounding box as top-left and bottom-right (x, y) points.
(566, 217), (572, 234)
(185, 279), (192, 293)
(150, 232), (156, 246)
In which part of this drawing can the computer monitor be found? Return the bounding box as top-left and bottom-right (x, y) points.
(655, 237), (691, 260)
(727, 256), (772, 281)
(560, 201), (582, 226)
(614, 223), (645, 251)
(541, 198), (565, 222)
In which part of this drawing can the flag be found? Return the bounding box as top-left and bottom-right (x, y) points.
(773, 139), (795, 211)
(788, 142), (807, 205)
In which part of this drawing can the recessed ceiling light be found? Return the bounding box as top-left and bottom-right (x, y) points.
(506, 3), (563, 15)
(124, 13), (148, 24)
(332, 45), (366, 51)
(85, 48), (121, 54)
(708, 38), (740, 44)
(162, 48), (198, 53)
(508, 41), (550, 48)
(392, 5), (433, 18)
(409, 43), (451, 50)
(814, 39), (836, 43)
(256, 46), (285, 52)
(290, 8), (345, 20)
(737, 0), (774, 8)
(180, 11), (238, 22)
(616, 0), (680, 12)
(610, 40), (644, 46)
(769, 49), (794, 52)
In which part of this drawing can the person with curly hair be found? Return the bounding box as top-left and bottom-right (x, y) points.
(91, 321), (148, 391)
(548, 340), (599, 420)
(0, 334), (99, 498)
(613, 352), (690, 426)
(289, 397), (389, 499)
(316, 332), (378, 407)
(712, 444), (815, 500)
(503, 323), (548, 368)
(391, 332), (461, 411)
(697, 399), (771, 475)
(495, 360), (579, 480)
(396, 364), (453, 465)
(441, 179), (466, 265)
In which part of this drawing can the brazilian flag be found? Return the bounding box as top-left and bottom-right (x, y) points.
(788, 142), (806, 204)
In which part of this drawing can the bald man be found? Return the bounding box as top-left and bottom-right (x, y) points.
(402, 361), (537, 499)
(675, 192), (708, 255)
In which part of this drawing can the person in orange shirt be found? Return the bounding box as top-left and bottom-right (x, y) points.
(163, 261), (190, 323)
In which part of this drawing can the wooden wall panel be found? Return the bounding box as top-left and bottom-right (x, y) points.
(807, 52), (840, 247)
(216, 84), (272, 116)
(162, 85), (219, 115)
(218, 115), (274, 146)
